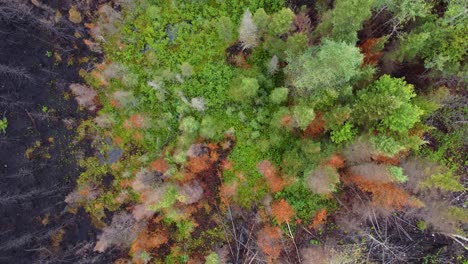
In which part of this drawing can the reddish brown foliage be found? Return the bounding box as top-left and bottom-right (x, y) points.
(359, 38), (384, 66)
(219, 182), (238, 206)
(186, 143), (219, 174)
(271, 199), (295, 224)
(371, 151), (409, 165)
(186, 154), (211, 174)
(257, 160), (289, 193)
(257, 225), (282, 263)
(343, 173), (417, 210)
(294, 12), (311, 33)
(280, 115), (294, 128)
(150, 158), (169, 174)
(130, 114), (146, 128)
(133, 132), (143, 141)
(113, 136), (123, 146)
(91, 70), (108, 86)
(130, 228), (169, 263)
(325, 154), (345, 168)
(110, 98), (121, 108)
(304, 112), (325, 138)
(310, 209), (327, 230)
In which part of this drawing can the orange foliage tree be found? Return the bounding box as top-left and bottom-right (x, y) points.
(304, 112), (325, 138)
(310, 208), (327, 230)
(130, 227), (169, 264)
(257, 225), (282, 263)
(271, 199), (295, 224)
(150, 158), (169, 174)
(359, 38), (384, 66)
(343, 173), (420, 210)
(257, 160), (289, 193)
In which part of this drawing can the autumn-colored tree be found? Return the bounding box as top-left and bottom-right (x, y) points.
(130, 227), (169, 264)
(325, 154), (345, 169)
(129, 114), (147, 128)
(219, 181), (238, 206)
(359, 38), (385, 66)
(310, 208), (327, 230)
(304, 112), (325, 137)
(257, 225), (282, 263)
(343, 173), (420, 210)
(257, 160), (288, 193)
(150, 158), (169, 174)
(271, 199), (295, 224)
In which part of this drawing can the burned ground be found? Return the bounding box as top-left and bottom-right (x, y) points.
(0, 1), (114, 263)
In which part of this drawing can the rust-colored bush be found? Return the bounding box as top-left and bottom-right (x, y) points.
(150, 158), (169, 174)
(257, 225), (282, 263)
(257, 160), (288, 193)
(219, 182), (238, 206)
(186, 153), (212, 174)
(280, 115), (294, 129)
(325, 154), (345, 168)
(343, 173), (418, 210)
(304, 112), (325, 138)
(359, 38), (384, 66)
(130, 114), (147, 128)
(271, 199), (295, 224)
(310, 209), (327, 230)
(294, 12), (311, 33)
(130, 228), (169, 263)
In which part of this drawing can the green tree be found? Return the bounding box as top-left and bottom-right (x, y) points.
(217, 16), (234, 43)
(373, 0), (430, 24)
(269, 87), (289, 104)
(287, 40), (363, 99)
(313, 0), (375, 43)
(179, 116), (199, 135)
(229, 77), (259, 102)
(253, 8), (270, 35)
(353, 75), (423, 133)
(286, 33), (309, 57)
(200, 115), (224, 140)
(268, 8), (295, 36)
(392, 0), (468, 77)
(330, 122), (357, 144)
(293, 104), (315, 130)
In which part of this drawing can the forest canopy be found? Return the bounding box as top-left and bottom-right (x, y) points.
(66, 0), (467, 263)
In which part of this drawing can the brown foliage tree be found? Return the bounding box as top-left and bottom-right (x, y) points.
(271, 199), (295, 224)
(343, 173), (419, 210)
(304, 112), (325, 138)
(150, 158), (169, 174)
(257, 225), (282, 263)
(310, 209), (327, 230)
(130, 227), (168, 263)
(257, 160), (288, 193)
(359, 38), (384, 66)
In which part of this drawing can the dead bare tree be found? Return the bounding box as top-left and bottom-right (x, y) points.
(0, 217), (72, 252)
(0, 64), (33, 82)
(0, 0), (75, 42)
(0, 185), (65, 205)
(4, 168), (33, 179)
